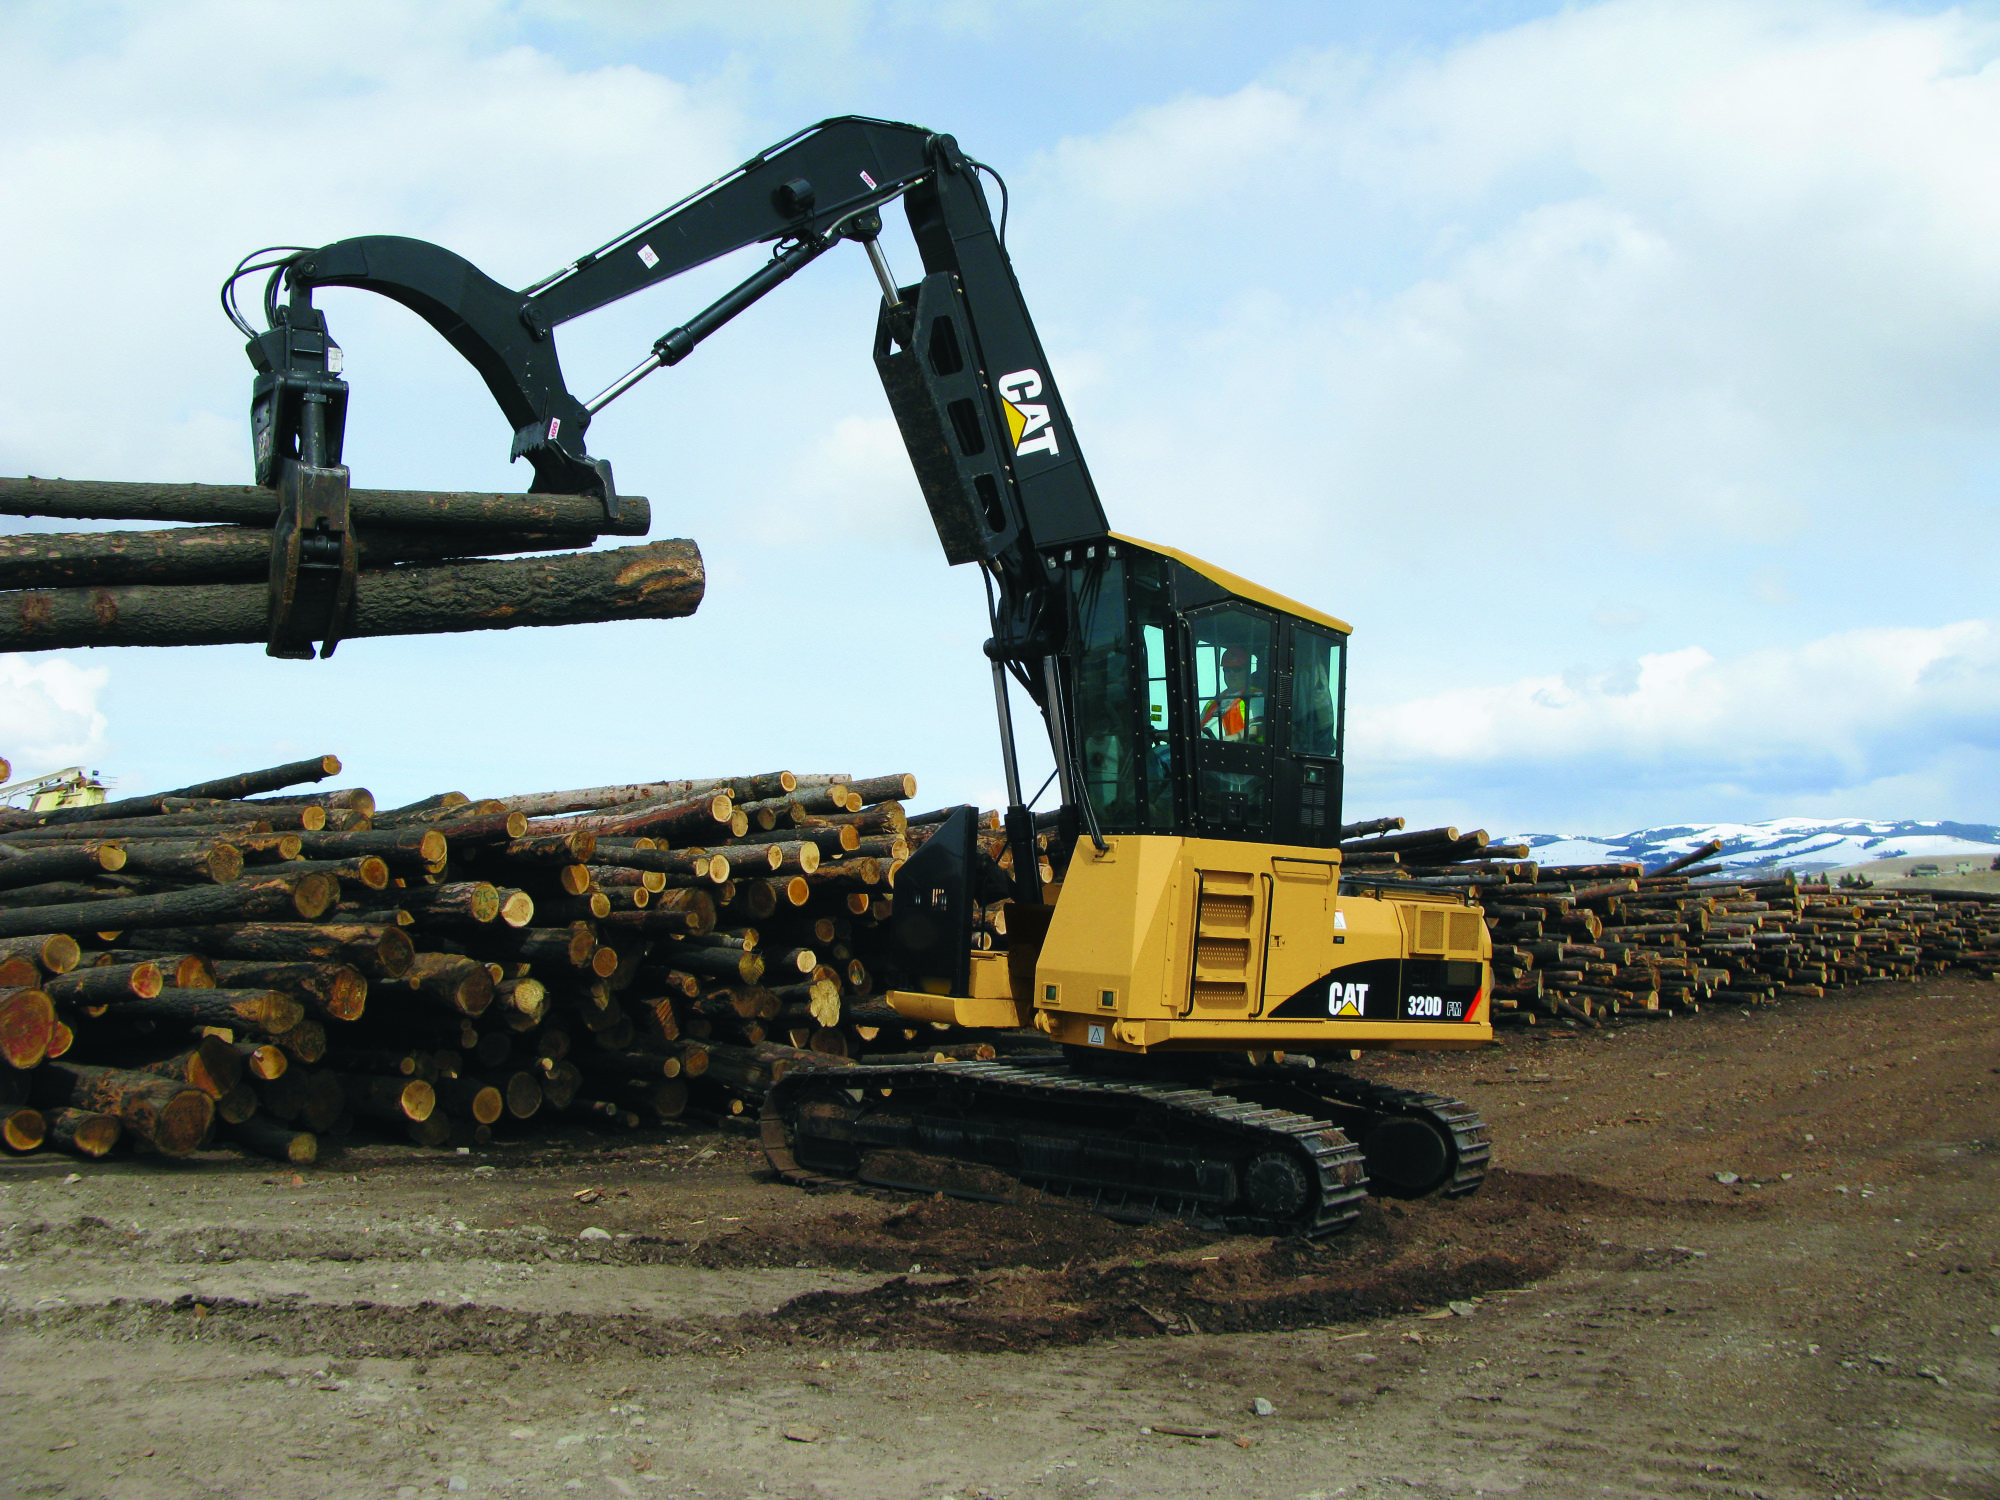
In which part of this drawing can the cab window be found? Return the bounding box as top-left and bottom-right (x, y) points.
(1191, 608), (1273, 744)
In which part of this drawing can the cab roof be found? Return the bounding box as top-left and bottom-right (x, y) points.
(1108, 532), (1352, 635)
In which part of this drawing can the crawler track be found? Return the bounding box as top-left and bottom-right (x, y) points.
(763, 1059), (1412, 1237)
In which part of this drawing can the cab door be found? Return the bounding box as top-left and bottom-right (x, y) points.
(1272, 622), (1345, 847)
(1185, 603), (1278, 841)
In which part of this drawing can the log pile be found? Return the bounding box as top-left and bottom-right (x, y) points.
(1339, 822), (2000, 1026)
(0, 477), (701, 654)
(0, 754), (988, 1165)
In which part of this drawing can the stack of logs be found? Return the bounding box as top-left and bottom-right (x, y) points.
(1336, 821), (2000, 1027)
(0, 754), (988, 1166)
(0, 477), (702, 652)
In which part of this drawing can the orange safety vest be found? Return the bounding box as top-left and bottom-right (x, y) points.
(1202, 693), (1253, 741)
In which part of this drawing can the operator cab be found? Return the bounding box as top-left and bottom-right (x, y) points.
(1058, 535), (1349, 848)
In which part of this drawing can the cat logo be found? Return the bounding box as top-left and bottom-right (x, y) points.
(997, 369), (1060, 459)
(1329, 982), (1370, 1018)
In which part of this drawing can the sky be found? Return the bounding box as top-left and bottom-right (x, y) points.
(2, 0), (1998, 833)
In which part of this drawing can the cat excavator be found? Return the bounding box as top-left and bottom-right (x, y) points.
(232, 115), (1491, 1235)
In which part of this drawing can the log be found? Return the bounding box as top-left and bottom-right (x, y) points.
(1652, 840), (1727, 877)
(208, 960), (367, 1021)
(141, 922), (414, 980)
(227, 1115), (317, 1165)
(272, 1017), (328, 1063)
(0, 957), (36, 988)
(0, 524), (603, 591)
(724, 824), (859, 856)
(589, 841), (727, 881)
(0, 933), (81, 974)
(297, 1071), (346, 1132)
(383, 881), (499, 924)
(0, 540), (701, 652)
(137, 1036), (243, 1098)
(664, 945), (763, 985)
(0, 873), (336, 939)
(295, 828), (447, 866)
(492, 773), (796, 819)
(401, 953), (495, 1017)
(117, 988), (304, 1036)
(475, 922), (598, 969)
(434, 1076), (504, 1125)
(495, 832), (597, 865)
(0, 756), (340, 833)
(235, 1041), (288, 1081)
(0, 475), (652, 535)
(1, 1107), (43, 1151)
(585, 865), (668, 892)
(0, 840), (128, 888)
(330, 1073), (435, 1123)
(43, 1107), (121, 1158)
(1338, 826), (1464, 856)
(526, 790), (734, 840)
(43, 961), (164, 1005)
(0, 988), (56, 1068)
(1336, 816), (1405, 841)
(499, 1071), (542, 1119)
(842, 774), (918, 806)
(31, 1061), (213, 1155)
(91, 949), (215, 987)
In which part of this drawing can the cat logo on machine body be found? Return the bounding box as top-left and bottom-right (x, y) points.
(997, 369), (1060, 459)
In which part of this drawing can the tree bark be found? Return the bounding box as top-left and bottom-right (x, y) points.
(474, 921), (599, 969)
(493, 772), (795, 819)
(0, 756), (340, 833)
(0, 840), (128, 888)
(396, 881), (500, 923)
(0, 475), (652, 536)
(0, 541), (700, 652)
(44, 961), (163, 1004)
(31, 1061), (212, 1154)
(1336, 816), (1405, 841)
(116, 988), (304, 1035)
(89, 948), (215, 988)
(0, 873), (334, 939)
(113, 841), (245, 885)
(0, 523), (602, 591)
(1337, 825), (1464, 855)
(140, 922), (413, 981)
(295, 828), (446, 866)
(495, 832), (597, 865)
(842, 774), (918, 806)
(526, 790), (734, 840)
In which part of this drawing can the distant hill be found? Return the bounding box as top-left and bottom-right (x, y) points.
(1504, 819), (2000, 874)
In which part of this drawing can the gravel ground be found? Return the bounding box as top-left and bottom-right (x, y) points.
(1, 975), (1994, 1499)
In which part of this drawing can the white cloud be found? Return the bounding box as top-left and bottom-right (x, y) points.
(1018, 0), (2000, 695)
(0, 655), (110, 776)
(1346, 619), (2000, 827)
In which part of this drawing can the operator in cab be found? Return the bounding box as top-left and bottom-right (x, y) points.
(1200, 646), (1267, 743)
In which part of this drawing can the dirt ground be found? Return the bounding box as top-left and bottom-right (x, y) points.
(2, 978), (1995, 1500)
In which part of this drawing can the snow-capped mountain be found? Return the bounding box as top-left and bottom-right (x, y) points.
(1503, 819), (2000, 874)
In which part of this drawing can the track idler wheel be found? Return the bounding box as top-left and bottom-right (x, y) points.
(1360, 1114), (1453, 1198)
(1242, 1149), (1313, 1219)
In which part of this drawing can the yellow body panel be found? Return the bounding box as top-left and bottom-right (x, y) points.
(1021, 834), (1491, 1054)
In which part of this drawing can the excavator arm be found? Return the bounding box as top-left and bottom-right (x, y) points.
(234, 114), (1111, 920)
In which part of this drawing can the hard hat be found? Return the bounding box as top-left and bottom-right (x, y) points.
(1221, 648), (1249, 670)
